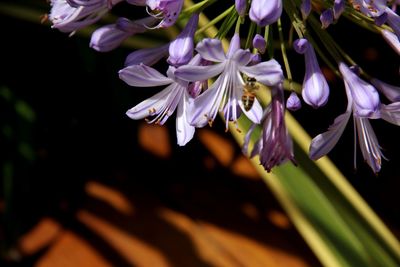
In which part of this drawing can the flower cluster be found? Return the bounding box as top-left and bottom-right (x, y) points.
(48, 0), (400, 173)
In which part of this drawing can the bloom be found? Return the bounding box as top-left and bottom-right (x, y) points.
(175, 33), (284, 129)
(119, 63), (195, 146)
(286, 92), (302, 111)
(339, 63), (380, 118)
(249, 0), (282, 26)
(49, 0), (122, 33)
(310, 64), (384, 173)
(243, 84), (296, 172)
(146, 0), (184, 28)
(294, 38), (329, 108)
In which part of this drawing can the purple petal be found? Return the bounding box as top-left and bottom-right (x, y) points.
(339, 63), (380, 118)
(320, 9), (334, 29)
(252, 34), (266, 54)
(195, 38), (226, 62)
(189, 75), (226, 127)
(176, 91), (195, 145)
(227, 33), (241, 58)
(309, 111), (351, 160)
(235, 0), (247, 16)
(239, 59), (283, 86)
(90, 23), (130, 52)
(231, 49), (253, 66)
(167, 13), (199, 67)
(239, 98), (263, 124)
(174, 63), (225, 82)
(126, 84), (175, 120)
(286, 92), (302, 111)
(381, 29), (400, 56)
(355, 117), (382, 173)
(124, 44), (169, 66)
(119, 64), (173, 87)
(381, 102), (400, 125)
(371, 78), (400, 102)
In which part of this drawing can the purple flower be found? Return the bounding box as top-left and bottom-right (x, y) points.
(310, 67), (384, 173)
(333, 0), (345, 20)
(249, 0), (282, 27)
(243, 84), (296, 172)
(252, 34), (266, 54)
(301, 0), (311, 19)
(294, 38), (329, 108)
(167, 14), (199, 67)
(351, 0), (387, 17)
(385, 8), (400, 40)
(320, 9), (334, 29)
(175, 33), (283, 129)
(49, 0), (122, 33)
(371, 78), (400, 126)
(286, 92), (302, 111)
(90, 17), (156, 52)
(339, 63), (380, 118)
(119, 63), (195, 146)
(235, 0), (247, 17)
(146, 0), (184, 28)
(124, 44), (169, 66)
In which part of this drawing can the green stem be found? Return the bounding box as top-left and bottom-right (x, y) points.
(277, 18), (294, 91)
(195, 5), (234, 37)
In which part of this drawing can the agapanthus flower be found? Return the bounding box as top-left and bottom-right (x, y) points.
(175, 33), (284, 129)
(320, 9), (334, 29)
(351, 0), (387, 17)
(339, 63), (380, 118)
(119, 63), (195, 146)
(286, 92), (302, 111)
(90, 17), (156, 52)
(301, 0), (311, 19)
(252, 34), (266, 54)
(249, 0), (283, 26)
(333, 0), (345, 20)
(49, 0), (123, 33)
(294, 38), (330, 108)
(235, 0), (247, 17)
(146, 0), (184, 28)
(243, 84), (296, 172)
(310, 63), (384, 173)
(167, 14), (199, 67)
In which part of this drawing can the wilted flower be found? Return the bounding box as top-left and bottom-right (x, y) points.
(49, 0), (123, 33)
(243, 84), (296, 172)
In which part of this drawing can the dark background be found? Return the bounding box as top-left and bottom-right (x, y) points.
(1, 1), (400, 266)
